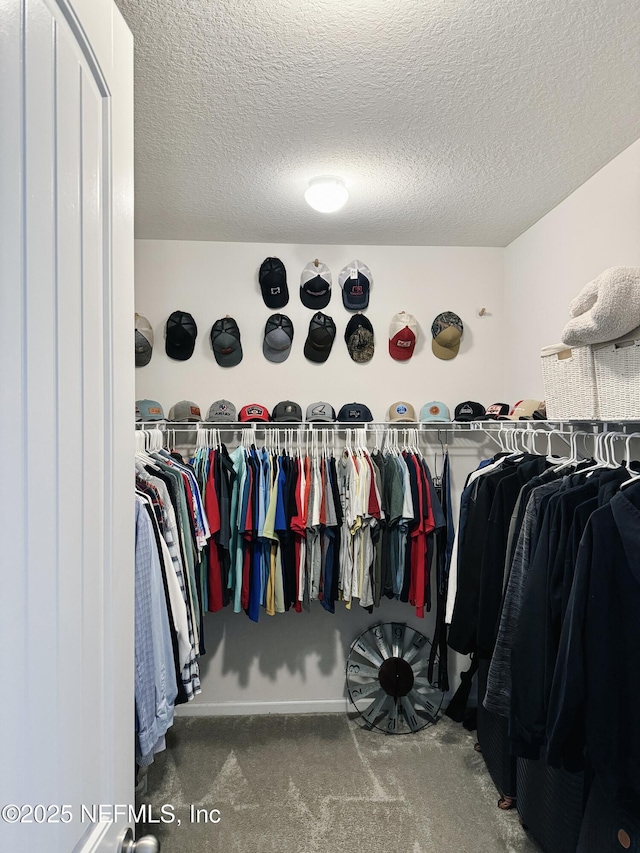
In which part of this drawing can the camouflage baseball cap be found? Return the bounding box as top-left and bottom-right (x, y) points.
(431, 312), (463, 360)
(344, 313), (374, 364)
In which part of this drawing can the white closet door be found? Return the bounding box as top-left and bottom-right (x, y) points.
(0, 1), (134, 852)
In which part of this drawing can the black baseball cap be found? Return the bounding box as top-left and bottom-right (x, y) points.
(484, 403), (510, 420)
(259, 257), (289, 309)
(165, 311), (197, 361)
(272, 401), (303, 422)
(337, 402), (374, 422)
(210, 316), (243, 367)
(300, 261), (332, 310)
(454, 401), (486, 421)
(304, 312), (336, 363)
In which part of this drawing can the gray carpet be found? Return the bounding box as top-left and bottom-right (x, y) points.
(138, 714), (540, 853)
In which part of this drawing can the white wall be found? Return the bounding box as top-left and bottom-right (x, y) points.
(134, 241), (505, 421)
(504, 138), (640, 401)
(135, 241), (503, 713)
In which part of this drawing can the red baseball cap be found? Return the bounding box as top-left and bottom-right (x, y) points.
(389, 312), (418, 361)
(238, 403), (270, 422)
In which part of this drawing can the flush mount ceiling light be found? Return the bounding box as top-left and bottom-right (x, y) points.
(304, 176), (349, 213)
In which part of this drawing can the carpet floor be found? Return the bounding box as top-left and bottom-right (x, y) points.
(138, 714), (541, 853)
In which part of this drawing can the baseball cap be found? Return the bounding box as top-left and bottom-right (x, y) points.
(344, 313), (375, 364)
(135, 313), (153, 367)
(431, 312), (464, 360)
(454, 401), (486, 421)
(210, 316), (243, 367)
(389, 312), (419, 361)
(300, 261), (332, 310)
(304, 312), (336, 363)
(239, 403), (270, 423)
(168, 400), (202, 422)
(388, 402), (416, 422)
(420, 402), (451, 422)
(207, 399), (237, 422)
(305, 402), (336, 422)
(136, 399), (165, 421)
(509, 400), (547, 420)
(485, 403), (510, 420)
(337, 402), (374, 423)
(272, 401), (303, 422)
(165, 311), (197, 361)
(259, 257), (289, 309)
(339, 260), (372, 310)
(263, 314), (294, 363)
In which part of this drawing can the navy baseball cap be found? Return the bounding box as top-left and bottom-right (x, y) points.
(339, 260), (372, 310)
(337, 402), (373, 422)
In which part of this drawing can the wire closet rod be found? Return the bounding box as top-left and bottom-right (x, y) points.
(134, 420), (640, 433)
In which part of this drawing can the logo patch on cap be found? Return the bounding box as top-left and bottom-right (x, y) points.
(312, 405), (326, 415)
(190, 406), (200, 416)
(349, 409), (361, 418)
(396, 405), (408, 415)
(397, 339), (412, 348)
(149, 407), (161, 415)
(460, 405), (473, 414)
(430, 406), (440, 415)
(247, 405), (264, 416)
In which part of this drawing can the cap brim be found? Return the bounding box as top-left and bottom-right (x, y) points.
(389, 341), (415, 361)
(166, 342), (195, 361)
(432, 339), (460, 360)
(304, 339), (332, 363)
(421, 416), (449, 422)
(208, 414), (236, 422)
(306, 415), (335, 422)
(260, 289), (289, 310)
(342, 293), (369, 311)
(300, 287), (331, 310)
(272, 414), (303, 423)
(262, 340), (291, 363)
(347, 347), (374, 364)
(213, 346), (243, 367)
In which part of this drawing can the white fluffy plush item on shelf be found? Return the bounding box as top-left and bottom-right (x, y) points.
(561, 267), (640, 347)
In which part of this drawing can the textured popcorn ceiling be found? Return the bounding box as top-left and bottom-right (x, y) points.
(116, 0), (640, 246)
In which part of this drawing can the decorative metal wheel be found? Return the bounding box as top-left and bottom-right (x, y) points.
(346, 622), (446, 734)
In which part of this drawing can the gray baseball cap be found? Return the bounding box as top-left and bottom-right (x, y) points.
(168, 400), (202, 422)
(206, 399), (237, 422)
(135, 313), (153, 367)
(263, 314), (294, 363)
(136, 399), (165, 421)
(305, 402), (336, 422)
(272, 400), (303, 422)
(210, 316), (243, 367)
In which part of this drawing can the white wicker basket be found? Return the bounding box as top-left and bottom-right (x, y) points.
(593, 329), (640, 419)
(540, 343), (598, 419)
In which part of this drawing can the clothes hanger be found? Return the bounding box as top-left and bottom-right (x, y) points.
(620, 432), (640, 489)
